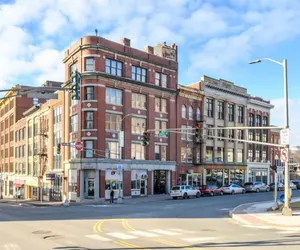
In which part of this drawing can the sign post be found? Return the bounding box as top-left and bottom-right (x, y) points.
(280, 129), (289, 145)
(117, 164), (123, 204)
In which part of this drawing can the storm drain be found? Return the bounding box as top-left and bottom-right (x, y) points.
(43, 235), (64, 240)
(32, 230), (52, 234)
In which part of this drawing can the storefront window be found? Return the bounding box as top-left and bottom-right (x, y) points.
(228, 149), (234, 163)
(206, 147), (213, 162)
(206, 169), (223, 187)
(230, 169), (245, 186)
(131, 180), (141, 189)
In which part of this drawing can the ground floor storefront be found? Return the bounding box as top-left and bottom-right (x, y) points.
(246, 162), (270, 184)
(66, 159), (176, 202)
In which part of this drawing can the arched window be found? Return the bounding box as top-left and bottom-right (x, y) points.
(189, 106), (193, 120)
(196, 108), (201, 121)
(182, 105), (186, 119)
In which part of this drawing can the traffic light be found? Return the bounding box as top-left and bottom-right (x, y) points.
(70, 70), (81, 100)
(194, 123), (201, 139)
(57, 143), (61, 155)
(270, 165), (277, 173)
(142, 131), (150, 146)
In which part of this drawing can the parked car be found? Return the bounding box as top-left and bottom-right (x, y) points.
(171, 185), (201, 199)
(290, 181), (297, 190)
(292, 180), (300, 189)
(244, 182), (270, 193)
(269, 182), (284, 191)
(199, 185), (224, 196)
(220, 184), (245, 195)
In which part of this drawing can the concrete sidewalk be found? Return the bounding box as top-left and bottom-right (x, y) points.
(229, 197), (300, 231)
(0, 194), (171, 207)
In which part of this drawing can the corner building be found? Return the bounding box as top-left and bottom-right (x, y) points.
(63, 36), (179, 201)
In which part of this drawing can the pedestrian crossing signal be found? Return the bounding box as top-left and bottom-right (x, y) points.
(142, 131), (150, 147)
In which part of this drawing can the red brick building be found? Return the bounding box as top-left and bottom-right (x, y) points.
(63, 36), (180, 201)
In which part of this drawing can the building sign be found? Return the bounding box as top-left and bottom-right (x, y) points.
(46, 173), (56, 180)
(179, 91), (203, 100)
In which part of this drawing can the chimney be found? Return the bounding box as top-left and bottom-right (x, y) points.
(120, 38), (131, 47)
(144, 45), (154, 54)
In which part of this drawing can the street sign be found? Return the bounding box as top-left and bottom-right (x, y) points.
(61, 143), (70, 147)
(280, 148), (289, 163)
(158, 131), (169, 137)
(75, 141), (83, 151)
(117, 164), (123, 170)
(280, 129), (290, 145)
(27, 93), (58, 99)
(118, 131), (124, 148)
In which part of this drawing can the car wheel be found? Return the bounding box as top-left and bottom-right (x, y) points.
(210, 192), (214, 197)
(231, 190), (235, 195)
(256, 188), (260, 193)
(183, 193), (188, 199)
(220, 191), (224, 196)
(172, 197), (177, 200)
(196, 192), (200, 198)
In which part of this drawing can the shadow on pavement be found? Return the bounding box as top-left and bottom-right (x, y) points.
(52, 237), (300, 249)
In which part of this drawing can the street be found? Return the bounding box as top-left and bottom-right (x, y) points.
(1, 191), (300, 250)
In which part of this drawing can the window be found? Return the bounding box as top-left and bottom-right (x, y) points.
(256, 115), (261, 126)
(105, 58), (122, 76)
(105, 113), (122, 131)
(237, 130), (243, 141)
(249, 131), (254, 140)
(218, 127), (224, 141)
(70, 143), (77, 159)
(216, 147), (224, 162)
(255, 133), (261, 141)
(131, 117), (146, 135)
(155, 98), (167, 112)
(85, 112), (94, 129)
(70, 63), (77, 76)
(228, 148), (234, 163)
(132, 93), (146, 109)
(228, 104), (234, 121)
(155, 120), (167, 136)
(262, 151), (267, 162)
(106, 87), (122, 105)
(238, 106), (244, 123)
(248, 148), (253, 161)
(181, 125), (193, 141)
(131, 143), (144, 160)
(218, 101), (224, 119)
(85, 141), (94, 158)
(132, 66), (147, 82)
(188, 106), (193, 120)
(262, 132), (267, 142)
(196, 108), (201, 121)
(206, 99), (213, 117)
(263, 116), (268, 126)
(155, 145), (167, 161)
(85, 87), (94, 100)
(33, 98), (39, 106)
(229, 129), (234, 141)
(256, 150), (261, 161)
(181, 147), (192, 163)
(237, 149), (243, 163)
(71, 115), (78, 133)
(206, 147), (213, 162)
(85, 58), (94, 71)
(181, 105), (186, 119)
(155, 72), (167, 87)
(248, 113), (254, 126)
(207, 125), (213, 139)
(105, 141), (119, 159)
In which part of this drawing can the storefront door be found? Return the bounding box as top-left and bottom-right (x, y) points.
(154, 170), (167, 194)
(140, 180), (147, 196)
(87, 179), (95, 198)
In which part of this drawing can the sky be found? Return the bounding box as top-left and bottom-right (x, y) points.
(0, 0), (299, 146)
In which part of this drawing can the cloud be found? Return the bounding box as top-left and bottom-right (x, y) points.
(271, 98), (300, 147)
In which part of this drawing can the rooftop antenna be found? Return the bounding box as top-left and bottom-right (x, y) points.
(95, 29), (98, 37)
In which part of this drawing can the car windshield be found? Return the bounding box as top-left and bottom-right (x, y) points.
(172, 187), (180, 190)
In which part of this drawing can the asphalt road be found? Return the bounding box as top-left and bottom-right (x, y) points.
(1, 190), (300, 250)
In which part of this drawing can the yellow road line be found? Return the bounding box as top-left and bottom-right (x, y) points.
(115, 240), (143, 248)
(122, 219), (136, 231)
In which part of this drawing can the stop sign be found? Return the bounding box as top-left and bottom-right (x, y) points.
(75, 141), (83, 151)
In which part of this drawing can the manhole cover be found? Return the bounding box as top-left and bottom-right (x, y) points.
(44, 235), (64, 240)
(32, 230), (52, 234)
(201, 229), (215, 232)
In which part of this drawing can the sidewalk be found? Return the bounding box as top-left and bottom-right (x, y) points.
(229, 197), (300, 231)
(0, 194), (171, 207)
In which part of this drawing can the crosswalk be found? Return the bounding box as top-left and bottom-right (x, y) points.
(84, 228), (220, 243)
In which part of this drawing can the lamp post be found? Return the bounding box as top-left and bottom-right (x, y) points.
(249, 58), (292, 216)
(116, 113), (133, 204)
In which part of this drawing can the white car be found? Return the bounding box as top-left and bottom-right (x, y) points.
(221, 184), (245, 195)
(290, 182), (297, 190)
(171, 185), (201, 199)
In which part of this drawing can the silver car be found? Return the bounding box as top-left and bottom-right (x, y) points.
(244, 182), (270, 192)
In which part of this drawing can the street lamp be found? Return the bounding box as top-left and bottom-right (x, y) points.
(116, 113), (133, 204)
(249, 58), (292, 216)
